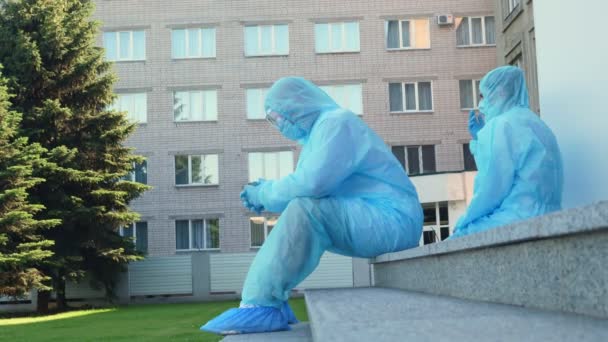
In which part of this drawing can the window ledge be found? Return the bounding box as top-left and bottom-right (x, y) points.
(111, 60), (147, 64)
(173, 120), (218, 124)
(386, 47), (431, 52)
(246, 118), (268, 122)
(244, 54), (289, 58)
(175, 184), (220, 188)
(456, 44), (496, 49)
(316, 50), (361, 55)
(176, 249), (221, 253)
(250, 247), (262, 250)
(171, 57), (217, 61)
(390, 111), (434, 115)
(503, 6), (524, 32)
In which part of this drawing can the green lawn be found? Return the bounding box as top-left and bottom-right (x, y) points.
(0, 298), (308, 341)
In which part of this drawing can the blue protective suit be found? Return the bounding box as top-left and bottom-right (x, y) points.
(201, 77), (423, 335)
(452, 66), (563, 238)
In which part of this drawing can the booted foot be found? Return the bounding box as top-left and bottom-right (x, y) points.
(282, 301), (299, 324)
(200, 306), (290, 335)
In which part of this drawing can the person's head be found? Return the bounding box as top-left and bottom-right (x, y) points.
(478, 66), (530, 121)
(264, 77), (339, 141)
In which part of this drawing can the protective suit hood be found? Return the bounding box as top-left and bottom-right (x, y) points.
(478, 66), (530, 121)
(264, 77), (339, 141)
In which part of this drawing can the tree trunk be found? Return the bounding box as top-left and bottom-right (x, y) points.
(56, 278), (68, 311)
(36, 290), (50, 314)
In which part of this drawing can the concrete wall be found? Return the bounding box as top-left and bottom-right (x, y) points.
(534, 0), (608, 209)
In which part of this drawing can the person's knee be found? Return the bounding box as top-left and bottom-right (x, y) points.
(284, 197), (316, 217)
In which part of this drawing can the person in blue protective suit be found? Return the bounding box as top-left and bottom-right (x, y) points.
(451, 66), (563, 238)
(201, 77), (423, 335)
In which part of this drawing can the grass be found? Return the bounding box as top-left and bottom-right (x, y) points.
(0, 298), (308, 342)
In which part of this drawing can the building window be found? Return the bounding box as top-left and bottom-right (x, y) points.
(122, 160), (148, 184)
(244, 24), (289, 56)
(175, 219), (220, 250)
(175, 154), (219, 185)
(391, 145), (436, 176)
(389, 82), (433, 112)
(248, 151), (294, 182)
(110, 93), (147, 123)
(250, 216), (278, 247)
(459, 79), (482, 109)
(386, 19), (430, 49)
(120, 222), (148, 253)
(505, 0), (521, 16)
(246, 88), (269, 119)
(509, 54), (523, 69)
(171, 27), (216, 59)
(456, 17), (496, 46)
(173, 90), (218, 122)
(320, 84), (363, 115)
(315, 22), (360, 53)
(421, 202), (449, 245)
(103, 30), (145, 61)
(463, 144), (477, 171)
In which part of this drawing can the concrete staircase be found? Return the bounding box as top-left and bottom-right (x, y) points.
(224, 201), (608, 341)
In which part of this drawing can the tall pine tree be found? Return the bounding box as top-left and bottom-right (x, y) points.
(0, 0), (149, 311)
(0, 67), (58, 299)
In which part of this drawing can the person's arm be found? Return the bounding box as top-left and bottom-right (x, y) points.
(456, 119), (517, 228)
(258, 117), (364, 212)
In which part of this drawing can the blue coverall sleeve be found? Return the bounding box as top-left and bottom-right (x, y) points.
(456, 120), (517, 228)
(257, 117), (362, 212)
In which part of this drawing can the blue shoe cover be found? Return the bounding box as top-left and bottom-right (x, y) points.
(200, 306), (290, 335)
(282, 301), (299, 324)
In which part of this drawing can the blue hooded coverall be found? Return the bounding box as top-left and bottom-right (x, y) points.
(452, 66), (563, 238)
(202, 77), (423, 334)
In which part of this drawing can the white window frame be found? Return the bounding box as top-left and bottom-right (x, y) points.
(420, 202), (450, 246)
(506, 0), (520, 15)
(248, 151), (294, 182)
(390, 81), (434, 113)
(315, 21), (360, 53)
(386, 19), (430, 50)
(249, 216), (278, 248)
(171, 27), (216, 59)
(105, 31), (145, 61)
(176, 219), (220, 251)
(173, 90), (218, 122)
(408, 145), (434, 175)
(246, 88), (269, 119)
(245, 24), (289, 56)
(175, 154), (219, 186)
(460, 79), (482, 110)
(111, 92), (147, 123)
(123, 161), (147, 183)
(320, 84), (363, 115)
(456, 17), (495, 47)
(119, 222), (147, 250)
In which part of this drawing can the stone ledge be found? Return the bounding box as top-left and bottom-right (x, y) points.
(222, 323), (311, 342)
(305, 288), (608, 342)
(374, 201), (608, 263)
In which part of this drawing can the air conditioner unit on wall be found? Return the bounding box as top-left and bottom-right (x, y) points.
(437, 15), (454, 26)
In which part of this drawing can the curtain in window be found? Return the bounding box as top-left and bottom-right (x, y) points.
(192, 220), (204, 249)
(456, 17), (470, 45)
(175, 221), (190, 249)
(389, 83), (403, 111)
(418, 82), (433, 111)
(386, 21), (399, 48)
(460, 80), (474, 109)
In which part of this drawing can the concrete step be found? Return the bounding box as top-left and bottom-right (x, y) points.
(305, 287), (608, 342)
(373, 201), (608, 318)
(222, 322), (311, 342)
